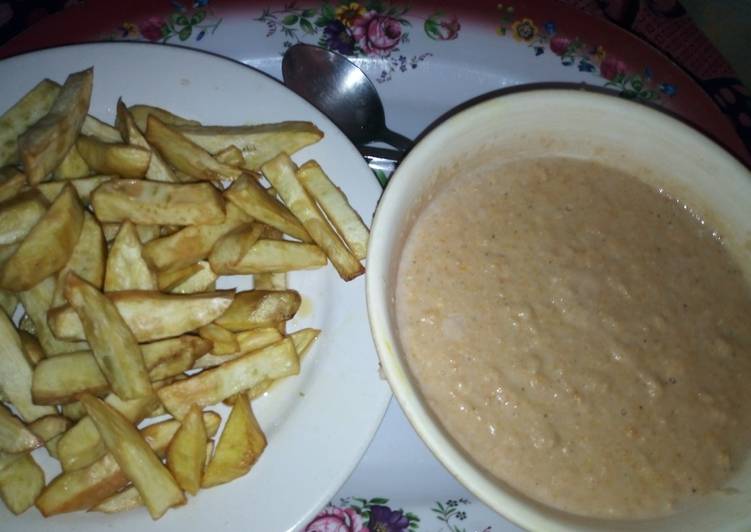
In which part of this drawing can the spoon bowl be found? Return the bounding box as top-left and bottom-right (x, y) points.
(282, 44), (412, 153)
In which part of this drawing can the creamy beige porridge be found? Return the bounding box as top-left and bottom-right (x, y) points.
(395, 157), (751, 519)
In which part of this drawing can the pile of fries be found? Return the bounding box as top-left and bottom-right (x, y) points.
(0, 67), (369, 519)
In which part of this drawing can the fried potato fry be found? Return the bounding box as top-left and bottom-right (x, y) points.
(53, 144), (90, 179)
(158, 338), (299, 419)
(225, 173), (311, 242)
(50, 290), (234, 342)
(102, 222), (160, 244)
(115, 99), (178, 183)
(142, 412), (221, 459)
(0, 289), (17, 317)
(177, 121), (323, 170)
(166, 404), (207, 495)
(80, 395), (186, 519)
(141, 335), (212, 370)
(18, 329), (44, 366)
(263, 153), (363, 280)
(64, 273), (153, 400)
(0, 79), (59, 166)
(35, 174), (111, 204)
(91, 179), (225, 225)
(198, 323), (238, 356)
(0, 189), (48, 245)
(208, 223), (267, 274)
(19, 276), (88, 356)
(52, 210), (106, 307)
(215, 289), (301, 332)
(89, 485), (142, 514)
(128, 104), (200, 132)
(193, 326), (283, 369)
(0, 168), (27, 204)
(81, 115), (122, 143)
(202, 396), (265, 488)
(18, 68), (93, 184)
(0, 311), (56, 421)
(157, 263), (203, 291)
(0, 404), (41, 453)
(146, 115), (242, 182)
(214, 144), (244, 166)
(0, 453), (45, 514)
(254, 226), (288, 294)
(57, 392), (160, 472)
(142, 202), (250, 272)
(76, 135), (150, 178)
(28, 415), (72, 457)
(213, 239), (327, 275)
(61, 401), (87, 421)
(297, 160), (369, 259)
(0, 183), (83, 291)
(32, 351), (109, 405)
(105, 221), (158, 291)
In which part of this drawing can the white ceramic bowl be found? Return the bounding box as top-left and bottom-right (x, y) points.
(366, 89), (751, 531)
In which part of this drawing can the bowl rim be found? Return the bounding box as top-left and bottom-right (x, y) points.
(365, 88), (751, 531)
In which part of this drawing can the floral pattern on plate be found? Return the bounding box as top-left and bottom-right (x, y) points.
(304, 496), (489, 532)
(496, 2), (677, 102)
(106, 0), (222, 43)
(254, 1), (461, 82)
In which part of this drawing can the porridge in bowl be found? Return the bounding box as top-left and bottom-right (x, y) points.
(395, 156), (751, 519)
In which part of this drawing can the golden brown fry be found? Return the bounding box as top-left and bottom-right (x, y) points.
(0, 189), (48, 245)
(146, 115), (242, 181)
(170, 262), (218, 294)
(177, 121), (323, 170)
(226, 173), (311, 242)
(193, 326), (283, 369)
(0, 311), (56, 421)
(91, 179), (225, 225)
(53, 144), (90, 179)
(297, 160), (369, 259)
(0, 289), (17, 317)
(61, 401), (87, 422)
(18, 330), (44, 366)
(115, 99), (178, 183)
(214, 239), (327, 275)
(35, 174), (111, 204)
(0, 79), (60, 166)
(128, 104), (200, 132)
(198, 323), (239, 356)
(105, 221), (158, 291)
(76, 134), (151, 178)
(215, 289), (301, 332)
(208, 223), (265, 274)
(32, 351), (109, 405)
(214, 144), (244, 166)
(158, 338), (299, 419)
(79, 115), (121, 143)
(142, 201), (250, 272)
(0, 168), (27, 204)
(50, 289), (234, 342)
(28, 415), (72, 458)
(290, 327), (321, 359)
(0, 183), (83, 291)
(254, 225), (288, 294)
(0, 453), (45, 514)
(157, 263), (203, 291)
(202, 396), (265, 488)
(263, 153), (363, 280)
(89, 485), (142, 514)
(52, 210), (106, 308)
(18, 68), (93, 184)
(142, 412), (221, 459)
(57, 392), (160, 472)
(141, 335), (212, 370)
(0, 404), (41, 453)
(80, 394), (186, 519)
(166, 404), (207, 495)
(19, 276), (88, 356)
(64, 273), (153, 400)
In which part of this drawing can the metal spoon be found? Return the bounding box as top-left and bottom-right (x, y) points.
(282, 43), (411, 174)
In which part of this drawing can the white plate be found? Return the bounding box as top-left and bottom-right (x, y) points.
(0, 42), (390, 532)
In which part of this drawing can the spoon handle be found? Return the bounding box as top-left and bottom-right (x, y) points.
(378, 127), (413, 152)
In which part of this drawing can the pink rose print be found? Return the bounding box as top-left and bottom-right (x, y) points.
(139, 16), (166, 41)
(351, 11), (402, 56)
(305, 505), (370, 532)
(600, 55), (627, 80)
(549, 34), (571, 56)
